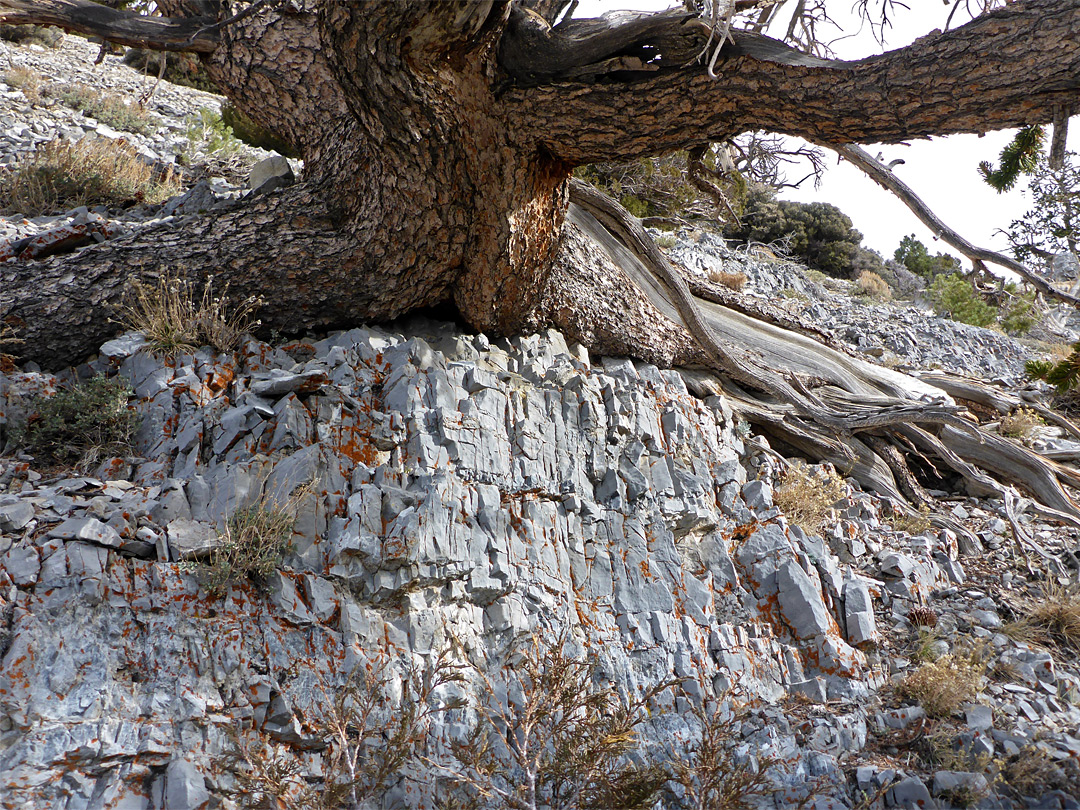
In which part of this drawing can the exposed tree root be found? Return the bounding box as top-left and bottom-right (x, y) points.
(566, 183), (1080, 533)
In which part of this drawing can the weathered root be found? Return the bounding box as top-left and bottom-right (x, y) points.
(567, 183), (1080, 530)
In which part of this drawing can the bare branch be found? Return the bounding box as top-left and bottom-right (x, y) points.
(0, 0), (218, 53)
(834, 143), (1080, 310)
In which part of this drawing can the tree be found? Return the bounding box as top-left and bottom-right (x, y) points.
(3, 0), (1080, 525)
(1007, 152), (1080, 267)
(894, 235), (960, 280)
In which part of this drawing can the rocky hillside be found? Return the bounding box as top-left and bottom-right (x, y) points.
(2, 32), (1080, 810)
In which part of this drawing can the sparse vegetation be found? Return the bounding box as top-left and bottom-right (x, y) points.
(854, 270), (892, 301)
(999, 744), (1080, 800)
(123, 48), (219, 93)
(118, 272), (263, 356)
(50, 83), (154, 135)
(773, 461), (846, 535)
(928, 273), (998, 328)
(227, 648), (466, 809)
(3, 66), (43, 102)
(887, 504), (932, 535)
(194, 488), (307, 597)
(672, 699), (776, 810)
(1000, 407), (1044, 439)
(998, 282), (1038, 336)
(907, 605), (939, 630)
(443, 634), (673, 810)
(896, 647), (985, 718)
(0, 24), (63, 48)
(8, 375), (138, 469)
(0, 138), (180, 215)
(708, 269), (747, 291)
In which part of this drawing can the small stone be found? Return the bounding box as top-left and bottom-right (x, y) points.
(964, 704), (994, 732)
(248, 155), (294, 192)
(166, 519), (219, 561)
(932, 770), (989, 799)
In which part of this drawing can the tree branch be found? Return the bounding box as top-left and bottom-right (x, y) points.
(0, 0), (218, 53)
(834, 143), (1080, 309)
(505, 0), (1080, 164)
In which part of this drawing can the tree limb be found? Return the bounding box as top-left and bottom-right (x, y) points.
(835, 143), (1080, 310)
(507, 0), (1080, 164)
(0, 0), (218, 53)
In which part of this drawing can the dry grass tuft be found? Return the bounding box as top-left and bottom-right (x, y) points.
(896, 646), (985, 718)
(855, 270), (892, 301)
(192, 485), (311, 598)
(3, 66), (43, 103)
(0, 138), (180, 215)
(1000, 745), (1080, 800)
(1021, 582), (1080, 652)
(709, 269), (748, 291)
(773, 461), (847, 535)
(118, 273), (262, 355)
(1000, 407), (1044, 439)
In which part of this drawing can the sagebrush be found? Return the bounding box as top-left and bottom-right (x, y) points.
(896, 646), (985, 718)
(9, 375), (138, 469)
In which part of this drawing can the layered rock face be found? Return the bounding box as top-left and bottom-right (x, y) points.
(1, 320), (889, 808)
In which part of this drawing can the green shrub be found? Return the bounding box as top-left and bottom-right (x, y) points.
(928, 273), (997, 328)
(10, 375), (138, 468)
(220, 102), (298, 158)
(727, 184), (883, 278)
(0, 138), (180, 215)
(1000, 282), (1038, 335)
(184, 107), (243, 158)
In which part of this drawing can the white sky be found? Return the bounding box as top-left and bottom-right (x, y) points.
(573, 0), (1079, 265)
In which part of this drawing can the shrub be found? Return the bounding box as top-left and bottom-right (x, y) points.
(444, 634), (673, 810)
(1022, 582), (1080, 653)
(999, 282), (1038, 335)
(0, 24), (63, 48)
(3, 66), (42, 103)
(184, 107), (243, 158)
(1007, 152), (1080, 267)
(928, 273), (997, 328)
(1000, 745), (1080, 800)
(50, 83), (153, 135)
(10, 375), (138, 469)
(773, 461), (846, 535)
(708, 269), (747, 291)
(854, 270), (892, 301)
(727, 185), (883, 278)
(227, 648), (465, 809)
(896, 648), (984, 718)
(118, 273), (263, 355)
(672, 699), (776, 810)
(221, 101), (299, 157)
(1000, 407), (1043, 439)
(0, 138), (180, 215)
